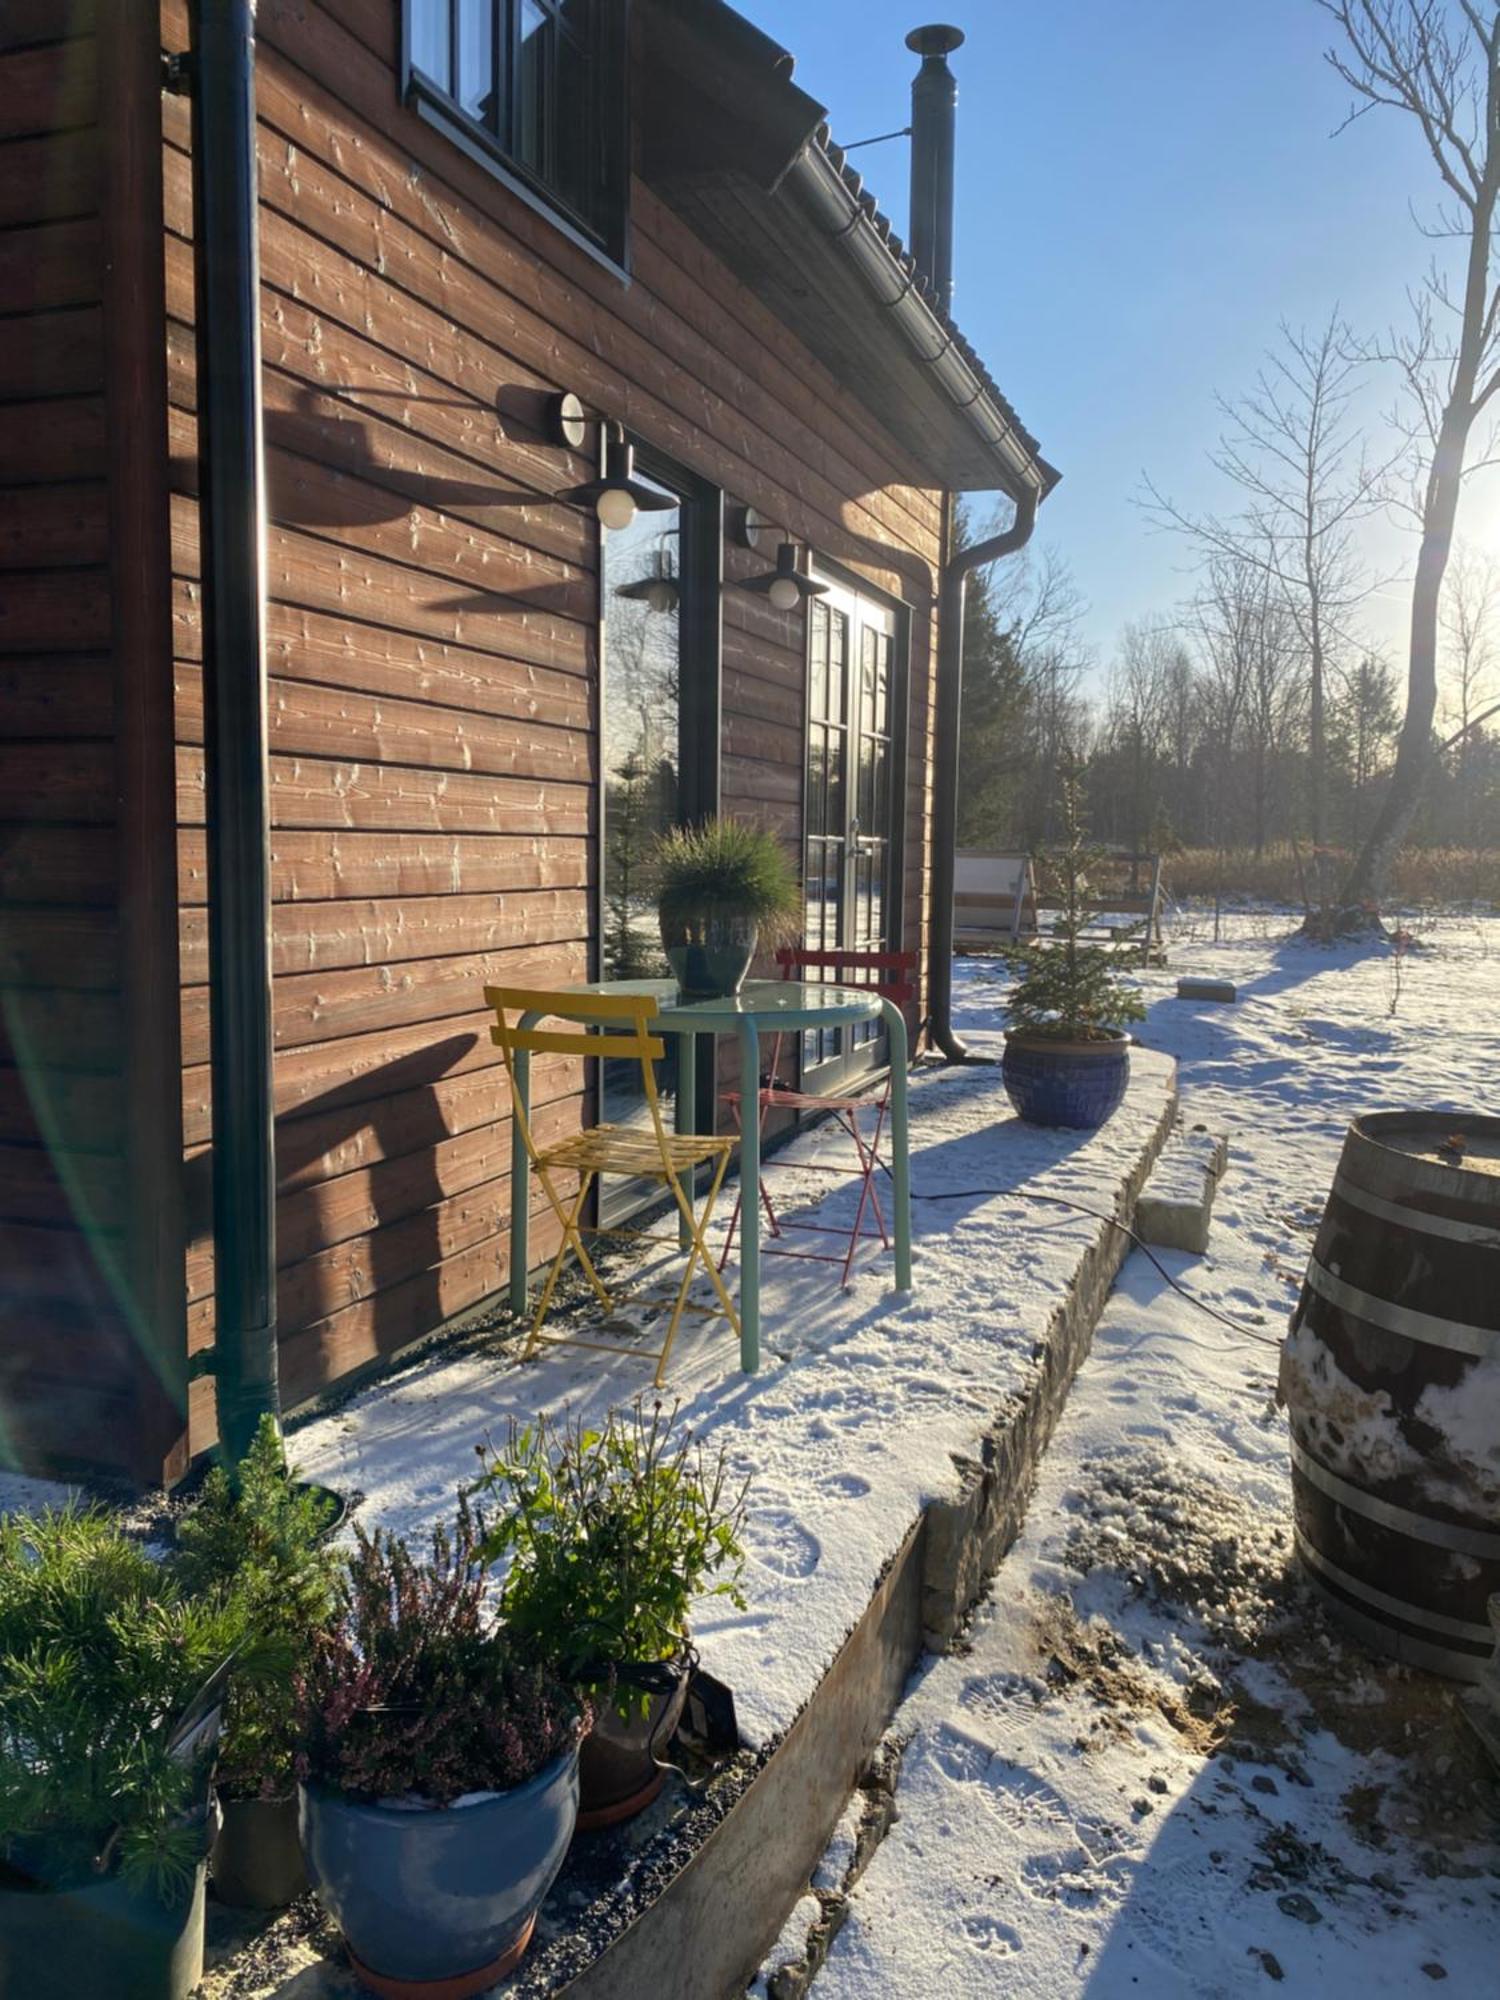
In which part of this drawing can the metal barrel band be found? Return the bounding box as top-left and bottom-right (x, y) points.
(1288, 1434), (1500, 1561)
(1302, 1256), (1500, 1359)
(1293, 1525), (1495, 1646)
(1298, 1569), (1492, 1685)
(1330, 1170), (1500, 1249)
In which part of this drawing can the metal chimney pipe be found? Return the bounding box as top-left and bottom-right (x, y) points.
(906, 24), (963, 316)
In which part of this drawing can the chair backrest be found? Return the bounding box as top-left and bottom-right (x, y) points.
(774, 946), (917, 1006)
(483, 986), (668, 1161)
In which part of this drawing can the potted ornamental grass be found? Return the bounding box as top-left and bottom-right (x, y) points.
(0, 1505), (252, 2000)
(1002, 758), (1146, 1129)
(654, 816), (801, 999)
(296, 1502), (585, 1999)
(472, 1402), (748, 1830)
(173, 1416), (342, 1910)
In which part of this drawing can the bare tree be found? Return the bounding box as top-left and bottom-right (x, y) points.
(1318, 0), (1500, 928)
(1144, 313), (1389, 911)
(1440, 536), (1499, 772)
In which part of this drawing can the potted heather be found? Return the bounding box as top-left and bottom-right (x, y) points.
(472, 1402), (748, 1829)
(173, 1416), (341, 1910)
(654, 817), (801, 999)
(0, 1505), (250, 2000)
(296, 1503), (585, 1998)
(1002, 758), (1146, 1129)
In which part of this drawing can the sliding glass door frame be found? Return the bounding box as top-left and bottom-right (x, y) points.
(799, 560), (910, 1097)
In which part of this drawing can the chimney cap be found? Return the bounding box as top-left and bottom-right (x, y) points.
(905, 24), (965, 59)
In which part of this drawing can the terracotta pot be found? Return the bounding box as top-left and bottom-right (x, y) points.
(576, 1662), (691, 1830)
(210, 1793), (307, 1910)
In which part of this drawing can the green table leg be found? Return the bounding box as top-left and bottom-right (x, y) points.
(675, 1030), (697, 1248)
(508, 1028), (535, 1317)
(881, 998), (913, 1290)
(734, 1017), (761, 1371)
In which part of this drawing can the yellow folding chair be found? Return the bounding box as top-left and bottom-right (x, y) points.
(485, 986), (742, 1384)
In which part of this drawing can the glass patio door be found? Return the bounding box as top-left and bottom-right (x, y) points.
(803, 576), (900, 1088)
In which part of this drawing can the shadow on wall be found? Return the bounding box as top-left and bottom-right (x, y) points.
(184, 1032), (480, 1440)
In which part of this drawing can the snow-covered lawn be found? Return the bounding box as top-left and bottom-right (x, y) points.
(814, 912), (1500, 1998)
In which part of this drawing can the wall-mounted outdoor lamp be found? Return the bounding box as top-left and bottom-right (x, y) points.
(549, 392), (675, 531)
(733, 505), (828, 611)
(614, 550), (680, 614)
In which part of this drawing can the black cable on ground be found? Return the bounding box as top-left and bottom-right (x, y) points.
(878, 1163), (1286, 1350)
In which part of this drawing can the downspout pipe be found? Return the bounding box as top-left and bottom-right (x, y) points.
(929, 487), (1039, 1062)
(187, 0), (278, 1460)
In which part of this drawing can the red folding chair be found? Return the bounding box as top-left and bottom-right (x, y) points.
(718, 945), (917, 1288)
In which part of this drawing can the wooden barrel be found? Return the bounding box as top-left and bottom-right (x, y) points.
(1281, 1112), (1500, 1681)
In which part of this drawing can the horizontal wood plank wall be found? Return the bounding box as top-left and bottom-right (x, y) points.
(0, 3), (153, 1479)
(161, 0), (942, 1445)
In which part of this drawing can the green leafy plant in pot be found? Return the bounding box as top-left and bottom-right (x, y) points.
(173, 1415), (342, 1910)
(472, 1401), (749, 1829)
(654, 817), (801, 999)
(295, 1502), (586, 2000)
(1001, 757), (1146, 1129)
(0, 1504), (252, 2000)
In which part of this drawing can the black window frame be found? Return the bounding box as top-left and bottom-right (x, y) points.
(400, 0), (632, 276)
(594, 446), (723, 1219)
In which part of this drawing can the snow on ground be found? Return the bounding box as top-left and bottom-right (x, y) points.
(290, 976), (1176, 1748)
(815, 911), (1500, 1998)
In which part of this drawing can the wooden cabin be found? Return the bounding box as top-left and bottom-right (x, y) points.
(0, 0), (1054, 1485)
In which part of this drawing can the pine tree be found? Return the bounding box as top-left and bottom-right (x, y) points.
(1005, 758), (1147, 1040)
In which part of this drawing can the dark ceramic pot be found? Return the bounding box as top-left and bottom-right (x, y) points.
(210, 1793), (307, 1910)
(1001, 1029), (1131, 1130)
(660, 912), (758, 1001)
(299, 1745), (579, 2000)
(576, 1662), (691, 1830)
(0, 1861), (208, 2000)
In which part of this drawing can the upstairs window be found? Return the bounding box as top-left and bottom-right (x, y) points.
(404, 1), (629, 267)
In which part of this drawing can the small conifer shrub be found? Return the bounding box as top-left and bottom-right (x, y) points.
(173, 1414), (340, 1801)
(1005, 757), (1147, 1041)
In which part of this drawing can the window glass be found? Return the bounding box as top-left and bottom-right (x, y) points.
(406, 0), (621, 256)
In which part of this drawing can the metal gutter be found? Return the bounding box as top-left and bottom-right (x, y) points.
(785, 141), (1051, 504)
(186, 0), (279, 1459)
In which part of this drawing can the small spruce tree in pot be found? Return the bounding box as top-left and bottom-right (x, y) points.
(1002, 757), (1146, 1128)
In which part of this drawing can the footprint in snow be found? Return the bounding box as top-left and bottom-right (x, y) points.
(750, 1508), (821, 1580)
(818, 1471), (871, 1501)
(960, 1912), (1024, 1955)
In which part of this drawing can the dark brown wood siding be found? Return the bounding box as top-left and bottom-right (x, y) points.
(0, 4), (184, 1483)
(158, 0), (943, 1453)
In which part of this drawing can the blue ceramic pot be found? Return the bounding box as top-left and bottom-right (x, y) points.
(1001, 1030), (1131, 1130)
(0, 1862), (207, 2000)
(299, 1746), (579, 1995)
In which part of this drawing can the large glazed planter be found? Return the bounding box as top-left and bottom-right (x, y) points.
(1001, 1028), (1131, 1129)
(660, 912), (758, 1000)
(299, 1745), (580, 2000)
(0, 1860), (208, 2000)
(210, 1793), (307, 1910)
(577, 1661), (692, 1830)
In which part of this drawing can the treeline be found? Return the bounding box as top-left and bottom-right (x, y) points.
(957, 534), (1500, 878)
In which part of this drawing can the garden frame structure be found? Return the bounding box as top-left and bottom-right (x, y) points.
(0, 0), (1055, 1484)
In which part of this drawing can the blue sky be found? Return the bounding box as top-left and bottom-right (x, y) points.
(736, 0), (1486, 674)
